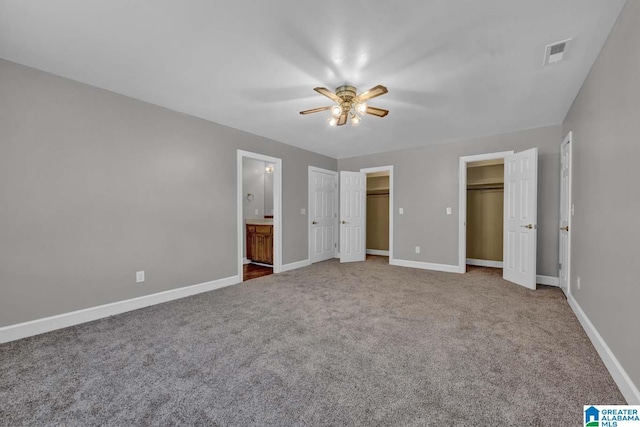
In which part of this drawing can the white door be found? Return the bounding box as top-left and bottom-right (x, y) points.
(339, 171), (366, 263)
(309, 170), (337, 263)
(559, 137), (571, 294)
(503, 148), (538, 289)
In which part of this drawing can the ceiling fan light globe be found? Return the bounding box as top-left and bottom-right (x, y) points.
(356, 103), (367, 114)
(328, 117), (338, 127)
(351, 116), (361, 126)
(331, 105), (342, 117)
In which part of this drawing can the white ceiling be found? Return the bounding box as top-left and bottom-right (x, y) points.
(0, 0), (627, 159)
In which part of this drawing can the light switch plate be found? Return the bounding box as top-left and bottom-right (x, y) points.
(301, 208), (306, 215)
(415, 246), (420, 254)
(399, 208), (404, 214)
(136, 271), (145, 283)
(254, 209), (259, 215)
(446, 207), (452, 215)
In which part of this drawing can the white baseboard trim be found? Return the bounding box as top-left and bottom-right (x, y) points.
(390, 258), (463, 274)
(567, 293), (640, 404)
(367, 249), (390, 256)
(466, 258), (503, 268)
(0, 275), (240, 344)
(281, 259), (311, 272)
(536, 275), (560, 287)
(243, 258), (251, 265)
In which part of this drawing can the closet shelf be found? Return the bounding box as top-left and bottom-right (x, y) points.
(467, 179), (503, 187)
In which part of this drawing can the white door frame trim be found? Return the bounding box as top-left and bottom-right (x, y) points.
(360, 166), (394, 262)
(308, 166), (339, 263)
(560, 132), (573, 296)
(458, 151), (514, 273)
(237, 150), (283, 277)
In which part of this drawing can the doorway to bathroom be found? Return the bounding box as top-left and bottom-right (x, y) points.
(237, 150), (282, 281)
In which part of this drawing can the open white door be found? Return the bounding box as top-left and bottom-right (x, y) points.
(309, 168), (337, 263)
(503, 148), (538, 289)
(559, 136), (571, 294)
(339, 171), (366, 263)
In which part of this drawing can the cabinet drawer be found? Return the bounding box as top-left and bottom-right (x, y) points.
(255, 225), (273, 234)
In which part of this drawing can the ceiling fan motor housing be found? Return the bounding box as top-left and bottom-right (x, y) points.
(335, 85), (357, 99)
(336, 85), (357, 111)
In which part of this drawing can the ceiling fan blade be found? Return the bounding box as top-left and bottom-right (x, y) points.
(314, 87), (343, 103)
(365, 106), (389, 117)
(356, 85), (388, 102)
(299, 106), (332, 115)
(337, 111), (348, 126)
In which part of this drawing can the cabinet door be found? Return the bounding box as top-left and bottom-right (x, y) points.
(255, 234), (266, 263)
(264, 234), (273, 264)
(246, 227), (256, 261)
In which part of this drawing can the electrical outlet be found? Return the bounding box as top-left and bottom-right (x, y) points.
(415, 246), (421, 254)
(300, 208), (306, 215)
(399, 208), (404, 215)
(577, 276), (581, 290)
(254, 209), (259, 216)
(136, 271), (145, 283)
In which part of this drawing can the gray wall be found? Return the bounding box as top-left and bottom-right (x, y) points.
(563, 0), (640, 391)
(0, 59), (336, 327)
(339, 125), (563, 276)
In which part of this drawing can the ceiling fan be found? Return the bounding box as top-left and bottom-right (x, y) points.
(300, 85), (389, 127)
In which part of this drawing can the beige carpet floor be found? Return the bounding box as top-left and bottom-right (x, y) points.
(0, 256), (625, 426)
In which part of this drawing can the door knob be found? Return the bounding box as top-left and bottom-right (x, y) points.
(341, 220), (347, 224)
(520, 224), (534, 229)
(560, 226), (569, 232)
(312, 221), (318, 225)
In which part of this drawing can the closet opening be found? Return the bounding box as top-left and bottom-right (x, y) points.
(466, 159), (505, 269)
(365, 171), (390, 258)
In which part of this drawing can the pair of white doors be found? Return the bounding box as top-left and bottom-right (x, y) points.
(309, 170), (366, 264)
(311, 146), (539, 290)
(505, 144), (572, 291)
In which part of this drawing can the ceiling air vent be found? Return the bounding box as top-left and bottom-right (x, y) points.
(543, 38), (572, 66)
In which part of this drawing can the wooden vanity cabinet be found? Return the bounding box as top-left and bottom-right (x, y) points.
(246, 224), (273, 265)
